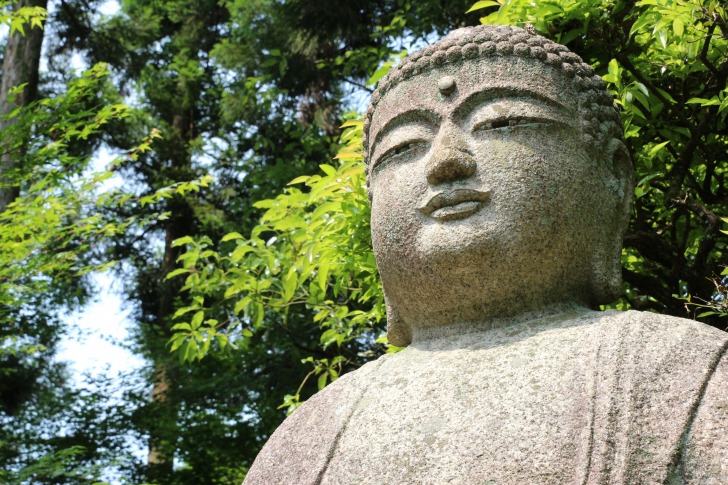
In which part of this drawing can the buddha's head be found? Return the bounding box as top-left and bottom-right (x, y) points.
(364, 25), (633, 346)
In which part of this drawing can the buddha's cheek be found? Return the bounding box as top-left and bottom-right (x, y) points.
(369, 169), (428, 272)
(483, 133), (595, 217)
(484, 139), (605, 275)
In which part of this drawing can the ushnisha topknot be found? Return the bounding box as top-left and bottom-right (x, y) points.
(362, 24), (623, 171)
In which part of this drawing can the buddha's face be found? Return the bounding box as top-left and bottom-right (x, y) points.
(367, 55), (626, 332)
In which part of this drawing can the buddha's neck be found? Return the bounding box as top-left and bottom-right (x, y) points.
(408, 301), (594, 346)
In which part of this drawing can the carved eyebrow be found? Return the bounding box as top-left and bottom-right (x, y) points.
(452, 87), (574, 121)
(369, 109), (440, 156)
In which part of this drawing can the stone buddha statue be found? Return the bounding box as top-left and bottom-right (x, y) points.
(244, 25), (728, 484)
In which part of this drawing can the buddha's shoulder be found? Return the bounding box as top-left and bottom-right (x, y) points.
(599, 311), (728, 482)
(583, 310), (728, 391)
(681, 321), (728, 482)
(242, 355), (394, 484)
(591, 309), (728, 352)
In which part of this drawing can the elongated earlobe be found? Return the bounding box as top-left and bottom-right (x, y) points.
(590, 240), (624, 304)
(385, 294), (411, 347)
(590, 138), (634, 304)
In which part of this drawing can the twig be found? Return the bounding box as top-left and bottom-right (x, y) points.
(697, 23), (721, 80)
(344, 78), (374, 93)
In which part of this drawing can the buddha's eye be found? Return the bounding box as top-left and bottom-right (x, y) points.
(373, 141), (429, 171)
(473, 117), (551, 132)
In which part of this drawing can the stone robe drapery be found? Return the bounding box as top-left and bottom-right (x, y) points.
(244, 310), (728, 484)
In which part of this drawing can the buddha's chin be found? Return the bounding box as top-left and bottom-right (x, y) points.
(415, 222), (504, 264)
(378, 240), (506, 312)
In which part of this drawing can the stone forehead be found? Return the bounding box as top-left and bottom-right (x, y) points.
(362, 24), (621, 168)
(368, 56), (580, 138)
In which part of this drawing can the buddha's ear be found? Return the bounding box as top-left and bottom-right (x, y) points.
(385, 294), (411, 347)
(606, 138), (634, 225)
(590, 138), (634, 305)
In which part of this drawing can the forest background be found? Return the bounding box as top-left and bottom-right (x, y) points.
(0, 0), (726, 483)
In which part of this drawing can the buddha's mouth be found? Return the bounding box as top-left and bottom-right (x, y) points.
(420, 189), (491, 221)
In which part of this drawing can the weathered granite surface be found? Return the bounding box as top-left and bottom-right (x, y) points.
(243, 25), (728, 484)
(245, 309), (728, 484)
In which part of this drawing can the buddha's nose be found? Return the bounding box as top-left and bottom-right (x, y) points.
(425, 129), (476, 185)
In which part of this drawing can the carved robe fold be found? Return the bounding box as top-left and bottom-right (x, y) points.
(244, 310), (728, 484)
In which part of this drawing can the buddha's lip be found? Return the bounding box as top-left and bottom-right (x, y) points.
(420, 188), (491, 216)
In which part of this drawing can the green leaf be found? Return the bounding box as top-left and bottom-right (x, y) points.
(191, 311), (204, 330)
(636, 173), (661, 186)
(657, 29), (667, 49)
(231, 244), (253, 262)
(288, 175), (310, 185)
(672, 17), (684, 37)
(320, 328), (339, 347)
(169, 335), (187, 352)
(224, 285), (242, 299)
(183, 340), (197, 363)
(221, 232), (243, 242)
(166, 267), (189, 280)
(319, 164), (336, 176)
(172, 236), (194, 247)
(697, 311), (719, 318)
(648, 141), (669, 156)
(282, 268), (298, 302)
(686, 97), (720, 106)
(317, 372), (328, 390)
(366, 62), (393, 86)
(340, 119), (363, 128)
(216, 333), (228, 350)
(234, 296), (252, 314)
(9, 17), (25, 36)
(630, 13), (652, 37)
(253, 199), (275, 209)
(607, 58), (619, 76)
(655, 88), (676, 104)
(465, 0), (500, 13)
(173, 306), (198, 318)
(317, 260), (331, 291)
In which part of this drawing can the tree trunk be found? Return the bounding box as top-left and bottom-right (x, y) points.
(0, 0), (48, 213)
(146, 112), (194, 476)
(147, 360), (172, 470)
